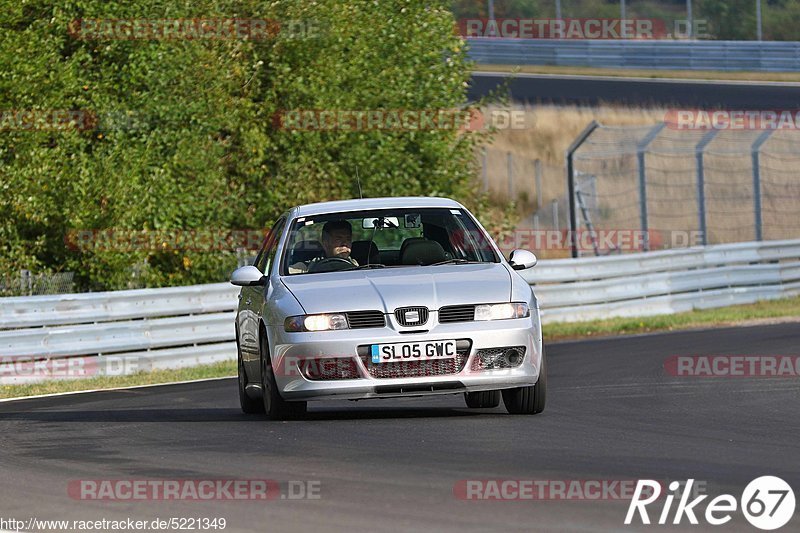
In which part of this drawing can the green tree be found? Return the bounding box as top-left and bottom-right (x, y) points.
(0, 0), (491, 291)
(697, 0), (757, 40)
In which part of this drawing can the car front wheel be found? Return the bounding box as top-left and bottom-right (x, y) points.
(502, 351), (547, 415)
(238, 337), (264, 414)
(464, 390), (501, 408)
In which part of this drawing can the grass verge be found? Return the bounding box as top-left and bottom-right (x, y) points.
(474, 64), (800, 83)
(0, 360), (236, 400)
(2, 296), (798, 400)
(545, 295), (800, 341)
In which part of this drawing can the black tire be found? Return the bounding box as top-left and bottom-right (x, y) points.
(260, 335), (307, 420)
(238, 347), (265, 414)
(237, 328), (264, 414)
(464, 390), (501, 408)
(502, 351), (547, 415)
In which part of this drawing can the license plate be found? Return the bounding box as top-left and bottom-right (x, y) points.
(371, 340), (457, 364)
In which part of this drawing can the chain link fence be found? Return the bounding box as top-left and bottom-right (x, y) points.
(566, 122), (800, 257)
(479, 147), (567, 229)
(0, 270), (75, 297)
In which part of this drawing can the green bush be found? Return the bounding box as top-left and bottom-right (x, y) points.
(0, 0), (495, 291)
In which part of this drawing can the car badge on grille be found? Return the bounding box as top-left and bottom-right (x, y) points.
(404, 310), (420, 322)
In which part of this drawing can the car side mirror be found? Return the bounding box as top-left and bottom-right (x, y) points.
(508, 249), (538, 270)
(230, 265), (266, 286)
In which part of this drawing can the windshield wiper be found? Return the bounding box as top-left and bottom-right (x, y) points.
(430, 259), (485, 266)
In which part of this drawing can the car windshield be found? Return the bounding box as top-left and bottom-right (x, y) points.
(281, 207), (499, 275)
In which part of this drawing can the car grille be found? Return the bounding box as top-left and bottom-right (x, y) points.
(471, 346), (526, 371)
(358, 340), (471, 379)
(394, 306), (429, 327)
(438, 305), (475, 323)
(346, 310), (386, 329)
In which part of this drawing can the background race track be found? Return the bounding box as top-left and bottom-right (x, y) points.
(1, 323), (798, 532)
(469, 72), (800, 108)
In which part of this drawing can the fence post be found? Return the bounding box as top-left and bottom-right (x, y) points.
(751, 130), (773, 242)
(552, 199), (559, 233)
(637, 122), (667, 252)
(566, 120), (600, 258)
(534, 158), (543, 210)
(20, 269), (32, 296)
(695, 129), (718, 246)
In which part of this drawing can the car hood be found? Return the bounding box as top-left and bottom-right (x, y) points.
(281, 263), (512, 315)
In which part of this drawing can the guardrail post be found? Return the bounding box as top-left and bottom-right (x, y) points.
(695, 130), (718, 246)
(751, 130), (773, 242)
(637, 122), (667, 252)
(566, 121), (600, 258)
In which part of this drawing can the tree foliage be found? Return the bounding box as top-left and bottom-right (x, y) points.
(1, 0), (489, 290)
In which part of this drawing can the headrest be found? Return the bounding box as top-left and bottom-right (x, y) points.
(400, 240), (447, 266)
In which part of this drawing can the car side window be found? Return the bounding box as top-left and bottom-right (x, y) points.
(255, 218), (286, 274)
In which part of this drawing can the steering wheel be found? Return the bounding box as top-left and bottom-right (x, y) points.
(308, 257), (354, 273)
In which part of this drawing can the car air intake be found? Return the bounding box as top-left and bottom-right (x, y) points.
(471, 347), (526, 371)
(346, 310), (386, 329)
(438, 305), (475, 323)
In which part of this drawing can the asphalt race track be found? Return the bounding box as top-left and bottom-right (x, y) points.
(469, 71), (800, 109)
(1, 323), (798, 532)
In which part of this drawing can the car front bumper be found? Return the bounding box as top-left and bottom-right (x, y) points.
(268, 314), (542, 401)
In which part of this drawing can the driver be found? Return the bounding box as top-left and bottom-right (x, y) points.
(289, 220), (359, 274)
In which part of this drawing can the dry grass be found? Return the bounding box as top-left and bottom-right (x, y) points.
(479, 104), (800, 255)
(481, 105), (664, 234)
(488, 105), (665, 167)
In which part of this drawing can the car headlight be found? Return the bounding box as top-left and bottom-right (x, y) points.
(284, 313), (349, 332)
(474, 303), (529, 321)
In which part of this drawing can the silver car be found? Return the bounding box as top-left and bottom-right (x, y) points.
(231, 197), (545, 419)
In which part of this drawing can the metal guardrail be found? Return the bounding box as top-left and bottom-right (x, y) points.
(523, 239), (800, 322)
(1, 239), (799, 383)
(466, 38), (800, 71)
(0, 283), (238, 329)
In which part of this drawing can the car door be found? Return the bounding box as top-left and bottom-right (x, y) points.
(239, 217), (286, 374)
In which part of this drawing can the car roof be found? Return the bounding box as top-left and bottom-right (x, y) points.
(291, 197), (464, 218)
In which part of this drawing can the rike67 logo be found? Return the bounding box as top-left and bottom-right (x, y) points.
(625, 477), (795, 530)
